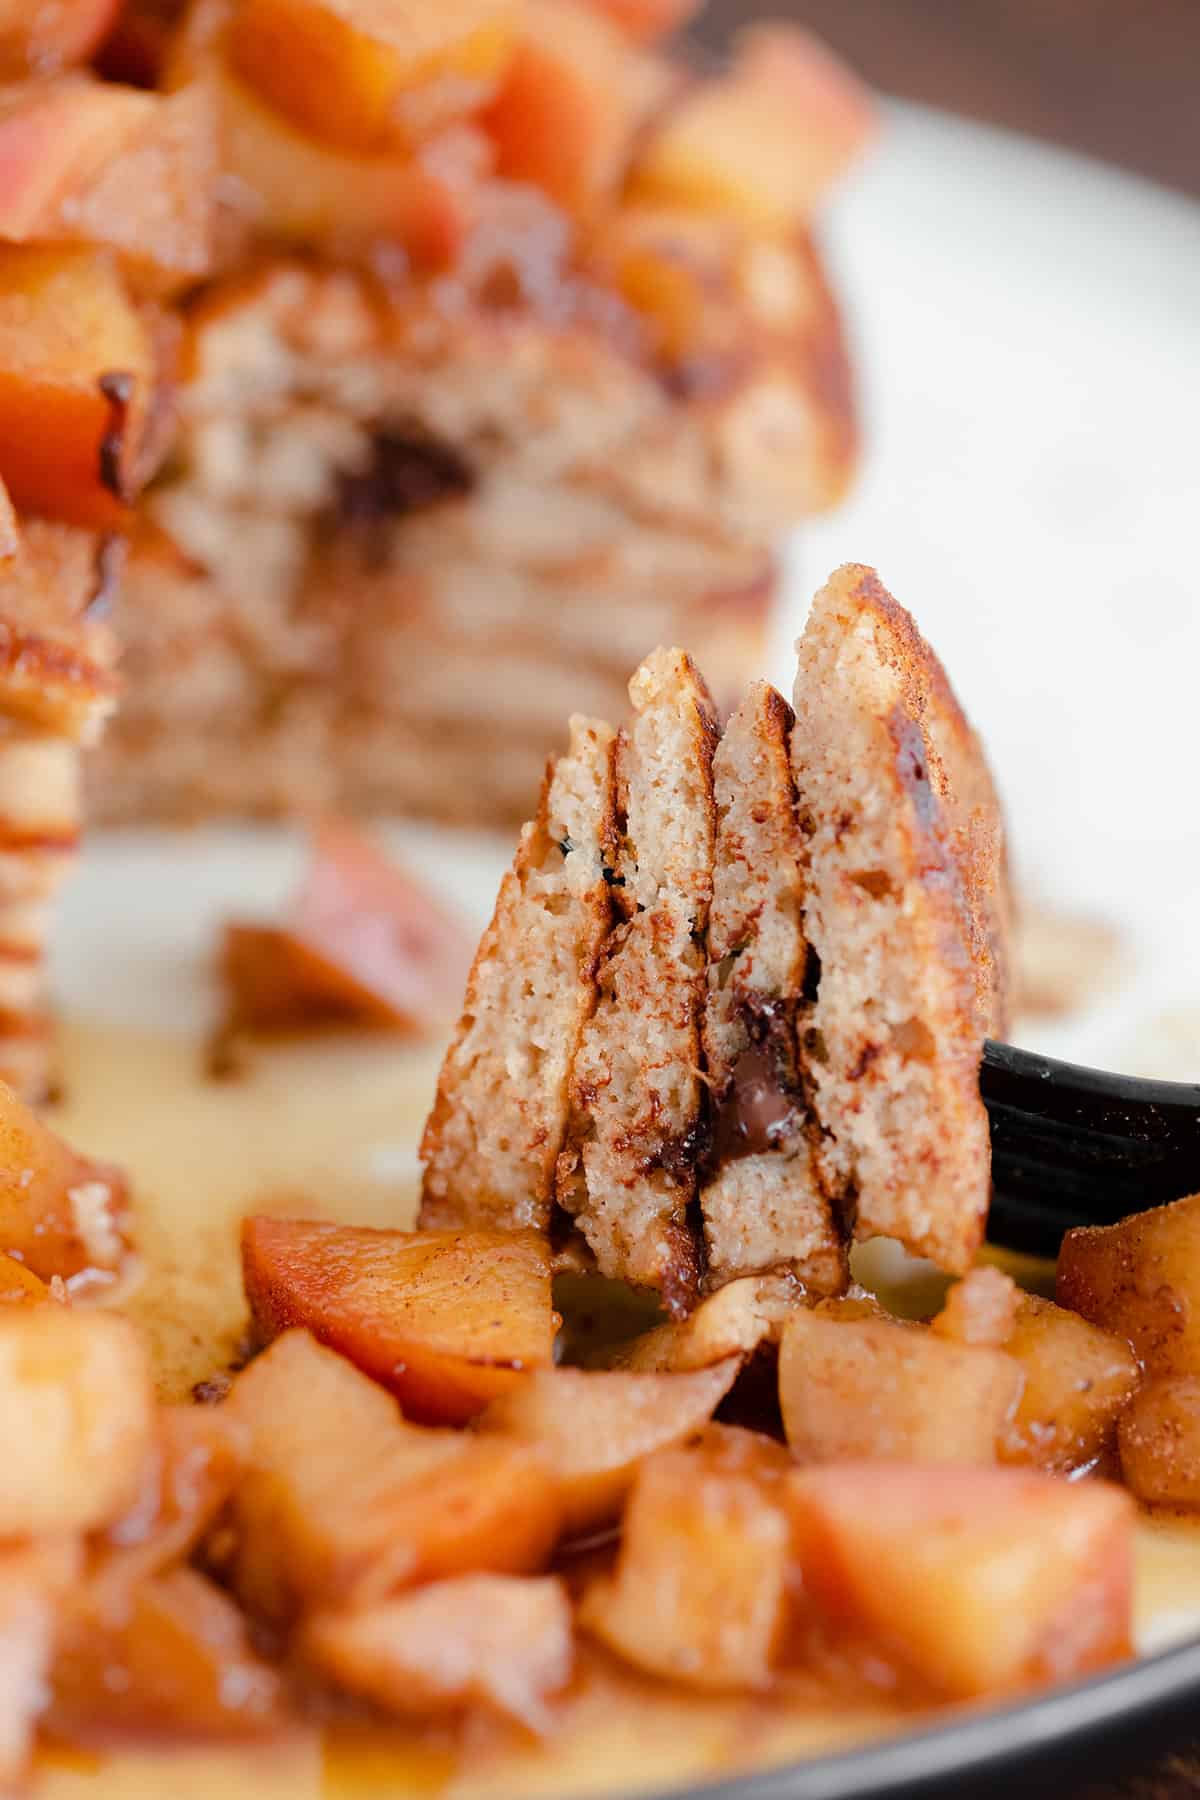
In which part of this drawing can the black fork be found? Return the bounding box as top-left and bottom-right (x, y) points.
(982, 1040), (1200, 1258)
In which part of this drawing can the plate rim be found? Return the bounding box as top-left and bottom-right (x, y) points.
(656, 1634), (1200, 1800)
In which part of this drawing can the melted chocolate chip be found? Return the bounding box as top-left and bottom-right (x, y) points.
(336, 425), (474, 530)
(710, 1042), (798, 1161)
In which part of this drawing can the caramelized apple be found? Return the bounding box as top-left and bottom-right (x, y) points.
(483, 0), (636, 213)
(0, 1308), (153, 1534)
(0, 1252), (50, 1303)
(575, 0), (697, 44)
(0, 1540), (80, 1790)
(0, 517), (120, 737)
(303, 1574), (572, 1729)
(0, 245), (154, 528)
(1118, 1377), (1200, 1506)
(478, 1359), (738, 1533)
(228, 0), (516, 153)
(51, 1566), (284, 1739)
(0, 1075), (131, 1284)
(222, 819), (473, 1038)
(627, 25), (874, 227)
(580, 1427), (793, 1690)
(98, 1405), (248, 1593)
(242, 1218), (557, 1424)
(788, 1463), (1133, 1698)
(227, 1329), (562, 1623)
(201, 59), (469, 264)
(1059, 1193), (1200, 1376)
(607, 1273), (803, 1372)
(0, 78), (217, 296)
(1000, 1295), (1139, 1473)
(0, 0), (122, 76)
(778, 1312), (1023, 1466)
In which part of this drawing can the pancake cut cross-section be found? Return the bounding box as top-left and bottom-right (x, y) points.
(420, 713), (617, 1234)
(789, 564), (1000, 1273)
(699, 680), (845, 1292)
(556, 646), (718, 1313)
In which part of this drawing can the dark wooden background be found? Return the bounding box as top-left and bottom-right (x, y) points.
(696, 4), (1199, 1795)
(698, 0), (1200, 198)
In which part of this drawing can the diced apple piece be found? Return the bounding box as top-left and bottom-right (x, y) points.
(242, 1218), (556, 1424)
(0, 0), (122, 76)
(0, 1308), (154, 1535)
(608, 1273), (802, 1373)
(580, 1427), (792, 1690)
(1118, 1377), (1200, 1506)
(778, 1312), (1023, 1466)
(0, 245), (154, 528)
(97, 1404), (248, 1606)
(228, 0), (516, 153)
(1000, 1295), (1139, 1473)
(575, 0), (696, 44)
(0, 1252), (49, 1303)
(788, 1463), (1133, 1699)
(931, 1265), (1019, 1347)
(627, 25), (875, 227)
(227, 1329), (562, 1624)
(1059, 1193), (1200, 1376)
(0, 78), (217, 296)
(478, 1359), (738, 1534)
(303, 1574), (572, 1729)
(50, 1566), (284, 1740)
(222, 819), (472, 1037)
(0, 1540), (80, 1791)
(202, 59), (469, 265)
(484, 0), (636, 213)
(0, 1076), (131, 1284)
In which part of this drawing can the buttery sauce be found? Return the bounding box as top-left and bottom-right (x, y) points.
(28, 1017), (1200, 1798)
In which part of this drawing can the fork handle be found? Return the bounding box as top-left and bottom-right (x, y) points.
(982, 1040), (1200, 1258)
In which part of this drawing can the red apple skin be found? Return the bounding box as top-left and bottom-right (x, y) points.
(241, 1216), (558, 1424)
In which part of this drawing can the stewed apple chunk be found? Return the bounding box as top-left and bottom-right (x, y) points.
(50, 1566), (285, 1740)
(788, 1463), (1133, 1699)
(303, 1574), (572, 1730)
(0, 1540), (80, 1791)
(778, 1311), (1023, 1466)
(626, 25), (874, 227)
(203, 60), (469, 264)
(0, 1075), (131, 1284)
(1059, 1192), (1200, 1376)
(0, 246), (154, 527)
(0, 78), (217, 296)
(0, 1308), (153, 1535)
(96, 1405), (248, 1598)
(579, 1427), (793, 1690)
(227, 1329), (562, 1624)
(478, 1359), (738, 1533)
(483, 0), (636, 213)
(575, 0), (697, 43)
(606, 1273), (803, 1373)
(999, 1295), (1139, 1473)
(228, 0), (517, 153)
(0, 0), (122, 77)
(1118, 1377), (1200, 1506)
(0, 1252), (50, 1303)
(242, 1218), (557, 1424)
